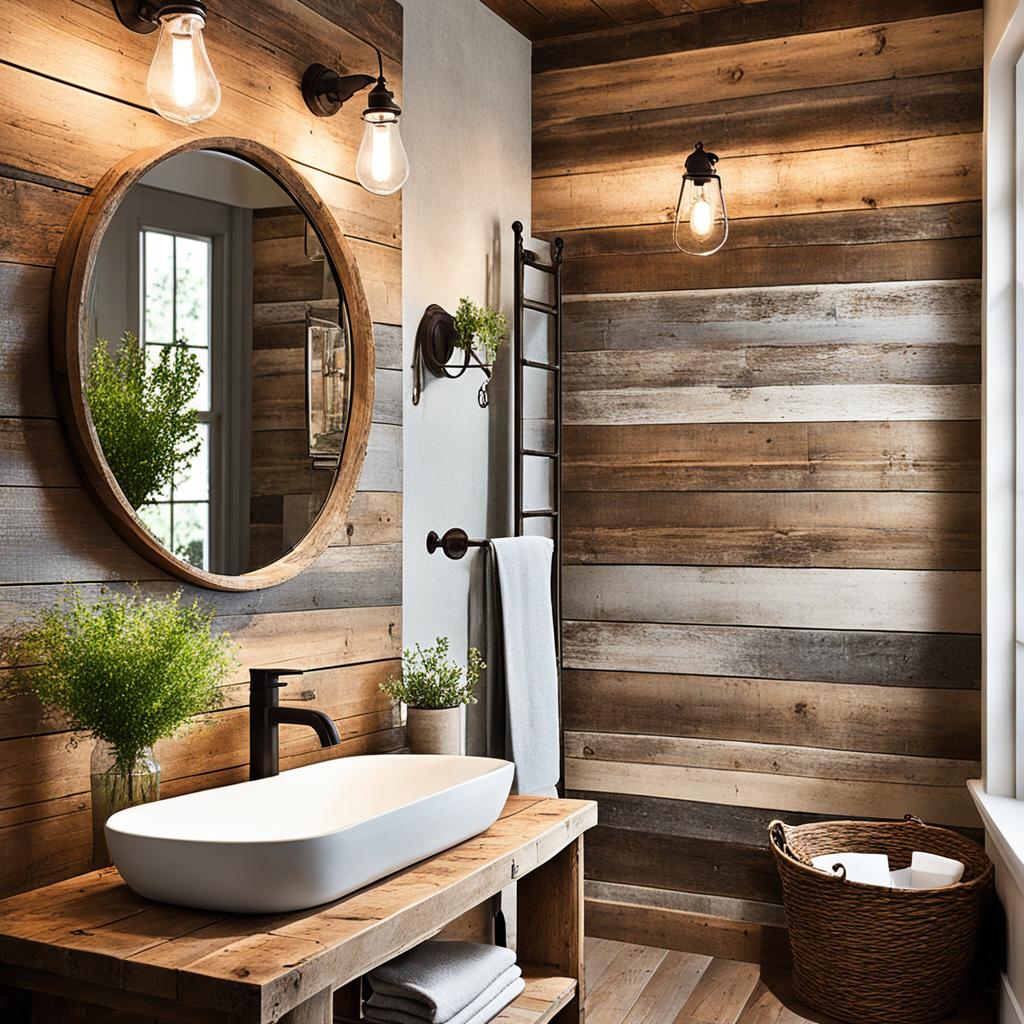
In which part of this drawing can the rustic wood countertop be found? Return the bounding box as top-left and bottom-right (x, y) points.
(0, 796), (597, 1024)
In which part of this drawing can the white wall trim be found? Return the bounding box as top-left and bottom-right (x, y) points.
(970, 780), (1024, 889)
(983, 0), (1023, 797)
(1003, 973), (1024, 1024)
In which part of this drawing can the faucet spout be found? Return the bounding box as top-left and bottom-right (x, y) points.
(249, 667), (342, 780)
(269, 706), (341, 748)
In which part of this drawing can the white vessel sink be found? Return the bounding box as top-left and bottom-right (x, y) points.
(105, 754), (514, 913)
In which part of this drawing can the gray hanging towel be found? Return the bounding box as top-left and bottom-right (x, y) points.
(475, 536), (560, 796)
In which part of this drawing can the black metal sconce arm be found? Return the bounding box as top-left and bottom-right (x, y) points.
(301, 47), (399, 119)
(302, 65), (377, 117)
(427, 528), (488, 560)
(113, 0), (207, 33)
(412, 305), (493, 408)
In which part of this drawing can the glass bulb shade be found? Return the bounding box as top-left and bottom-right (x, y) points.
(356, 111), (409, 196)
(146, 13), (221, 127)
(673, 175), (727, 256)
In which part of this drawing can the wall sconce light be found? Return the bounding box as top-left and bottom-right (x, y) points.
(673, 142), (727, 256)
(112, 1), (221, 126)
(301, 49), (409, 196)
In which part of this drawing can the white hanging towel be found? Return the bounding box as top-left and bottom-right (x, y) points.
(483, 536), (561, 796)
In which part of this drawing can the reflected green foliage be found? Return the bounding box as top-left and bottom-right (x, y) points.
(84, 331), (201, 510)
(381, 636), (485, 710)
(454, 297), (508, 364)
(0, 588), (234, 777)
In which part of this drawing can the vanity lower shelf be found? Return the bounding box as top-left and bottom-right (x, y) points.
(347, 970), (577, 1024)
(0, 795), (597, 1024)
(495, 969), (577, 1024)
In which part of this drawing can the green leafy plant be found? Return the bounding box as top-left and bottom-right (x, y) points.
(85, 331), (202, 510)
(381, 637), (485, 709)
(454, 297), (508, 364)
(0, 588), (234, 777)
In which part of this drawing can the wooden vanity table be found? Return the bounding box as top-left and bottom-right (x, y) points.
(0, 796), (596, 1024)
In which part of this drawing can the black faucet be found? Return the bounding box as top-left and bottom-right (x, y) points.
(249, 667), (342, 780)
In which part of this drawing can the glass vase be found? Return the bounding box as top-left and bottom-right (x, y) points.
(90, 739), (160, 868)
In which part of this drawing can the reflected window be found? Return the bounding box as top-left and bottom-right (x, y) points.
(136, 228), (214, 570)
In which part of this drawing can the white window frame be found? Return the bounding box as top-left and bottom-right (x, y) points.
(985, 4), (1024, 802)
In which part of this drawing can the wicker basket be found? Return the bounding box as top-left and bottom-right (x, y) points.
(769, 817), (993, 1024)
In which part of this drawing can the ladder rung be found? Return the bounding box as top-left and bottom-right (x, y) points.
(524, 257), (557, 275)
(522, 448), (559, 459)
(523, 298), (558, 315)
(521, 509), (558, 518)
(522, 358), (559, 372)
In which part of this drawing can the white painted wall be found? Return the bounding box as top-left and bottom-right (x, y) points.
(400, 2), (532, 664)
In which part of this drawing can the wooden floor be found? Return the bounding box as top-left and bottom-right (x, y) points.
(584, 937), (996, 1024)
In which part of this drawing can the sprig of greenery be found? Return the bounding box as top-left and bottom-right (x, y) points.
(381, 637), (484, 710)
(0, 588), (234, 776)
(85, 332), (201, 510)
(453, 298), (508, 364)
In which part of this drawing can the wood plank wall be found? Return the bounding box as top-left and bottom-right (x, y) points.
(0, 0), (404, 900)
(532, 0), (984, 940)
(252, 207), (337, 569)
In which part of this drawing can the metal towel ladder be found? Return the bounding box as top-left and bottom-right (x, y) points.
(511, 219), (565, 772)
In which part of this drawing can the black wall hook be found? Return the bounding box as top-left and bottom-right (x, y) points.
(426, 528), (487, 560)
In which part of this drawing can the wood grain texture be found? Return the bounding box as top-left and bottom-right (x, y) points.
(576, 937), (994, 1023)
(563, 565), (980, 632)
(566, 757), (979, 827)
(561, 236), (981, 294)
(585, 901), (790, 969)
(534, 75), (983, 176)
(563, 421), (981, 492)
(532, 0), (983, 71)
(533, 12), (982, 126)
(535, 134), (983, 233)
(0, 0), (404, 899)
(562, 670), (981, 759)
(563, 280), (981, 351)
(563, 491), (980, 569)
(562, 620), (980, 688)
(553, 203), (982, 259)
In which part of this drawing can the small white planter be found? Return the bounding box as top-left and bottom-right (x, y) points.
(406, 706), (462, 755)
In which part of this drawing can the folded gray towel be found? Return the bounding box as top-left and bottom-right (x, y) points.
(365, 976), (525, 1024)
(367, 965), (522, 1024)
(367, 941), (517, 1024)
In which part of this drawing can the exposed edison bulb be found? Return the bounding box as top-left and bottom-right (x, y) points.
(356, 111), (409, 196)
(673, 175), (728, 256)
(689, 191), (715, 239)
(147, 12), (220, 126)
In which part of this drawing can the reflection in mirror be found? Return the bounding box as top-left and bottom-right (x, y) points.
(86, 150), (352, 575)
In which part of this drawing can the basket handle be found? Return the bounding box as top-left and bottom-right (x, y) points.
(769, 820), (793, 857)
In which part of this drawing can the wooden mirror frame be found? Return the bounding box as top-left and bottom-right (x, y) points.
(51, 137), (375, 591)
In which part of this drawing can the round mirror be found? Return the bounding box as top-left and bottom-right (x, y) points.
(51, 138), (375, 591)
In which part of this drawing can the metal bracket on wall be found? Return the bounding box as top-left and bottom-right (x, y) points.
(411, 304), (492, 408)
